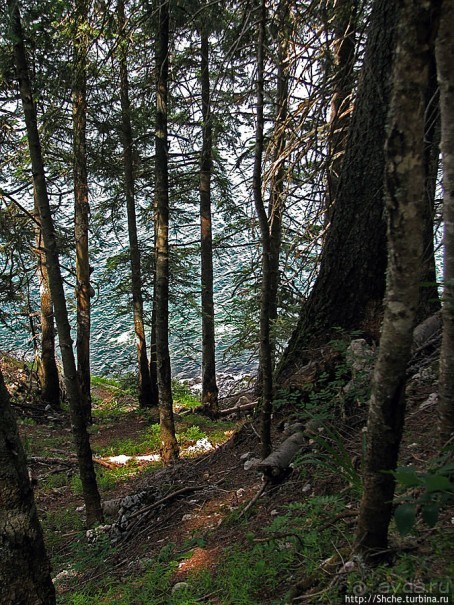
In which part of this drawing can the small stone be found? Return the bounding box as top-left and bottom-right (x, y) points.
(182, 514), (193, 522)
(270, 509), (279, 516)
(302, 483), (311, 494)
(172, 582), (190, 594)
(244, 457), (260, 471)
(340, 560), (356, 573)
(240, 452), (253, 461)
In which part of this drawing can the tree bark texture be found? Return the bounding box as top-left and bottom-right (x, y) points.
(35, 198), (60, 408)
(117, 0), (154, 408)
(326, 0), (357, 218)
(73, 0), (92, 424)
(0, 369), (56, 605)
(436, 0), (454, 447)
(416, 52), (441, 324)
(199, 27), (219, 414)
(155, 0), (179, 463)
(278, 0), (398, 382)
(356, 0), (436, 556)
(253, 0), (273, 458)
(8, 0), (103, 527)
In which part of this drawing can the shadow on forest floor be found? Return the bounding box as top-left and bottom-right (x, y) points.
(1, 353), (452, 605)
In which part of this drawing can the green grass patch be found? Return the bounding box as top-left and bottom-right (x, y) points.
(172, 380), (200, 409)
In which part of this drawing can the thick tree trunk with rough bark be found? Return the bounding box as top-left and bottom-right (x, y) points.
(8, 0), (103, 527)
(0, 369), (56, 605)
(278, 0), (398, 383)
(356, 0), (436, 557)
(199, 27), (219, 415)
(73, 0), (92, 425)
(416, 53), (441, 325)
(436, 0), (454, 448)
(35, 199), (60, 408)
(155, 0), (179, 463)
(117, 0), (154, 408)
(326, 0), (357, 218)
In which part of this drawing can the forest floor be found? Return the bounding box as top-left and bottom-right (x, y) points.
(1, 347), (453, 605)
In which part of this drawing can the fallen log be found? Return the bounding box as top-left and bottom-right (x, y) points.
(218, 401), (256, 417)
(255, 429), (307, 481)
(180, 400), (256, 418)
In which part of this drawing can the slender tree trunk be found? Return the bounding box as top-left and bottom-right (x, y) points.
(436, 0), (454, 447)
(268, 0), (291, 353)
(35, 199), (60, 408)
(356, 0), (436, 557)
(0, 368), (56, 605)
(326, 0), (357, 219)
(8, 0), (103, 527)
(117, 0), (154, 408)
(278, 0), (398, 383)
(253, 0), (273, 458)
(73, 0), (92, 424)
(155, 0), (178, 463)
(199, 27), (219, 415)
(149, 286), (159, 405)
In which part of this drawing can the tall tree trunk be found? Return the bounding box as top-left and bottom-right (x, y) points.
(149, 285), (159, 405)
(416, 53), (441, 324)
(35, 198), (60, 408)
(73, 0), (92, 424)
(155, 0), (179, 463)
(8, 0), (103, 527)
(277, 0), (398, 383)
(0, 369), (56, 605)
(199, 26), (219, 415)
(268, 0), (291, 353)
(356, 0), (436, 557)
(117, 0), (155, 408)
(325, 0), (357, 219)
(436, 0), (454, 448)
(253, 0), (273, 458)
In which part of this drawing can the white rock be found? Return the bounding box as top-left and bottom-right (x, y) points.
(172, 582), (190, 594)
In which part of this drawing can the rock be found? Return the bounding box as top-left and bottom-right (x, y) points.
(172, 582), (190, 594)
(419, 393), (438, 411)
(185, 437), (213, 454)
(240, 452), (254, 461)
(86, 524), (112, 543)
(243, 457), (261, 471)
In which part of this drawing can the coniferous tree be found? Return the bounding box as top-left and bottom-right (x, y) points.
(117, 0), (155, 408)
(154, 0), (179, 463)
(199, 11), (219, 415)
(253, 0), (273, 457)
(8, 0), (103, 527)
(34, 196), (60, 409)
(278, 0), (398, 383)
(73, 0), (92, 424)
(325, 0), (357, 218)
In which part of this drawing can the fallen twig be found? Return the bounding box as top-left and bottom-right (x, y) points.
(239, 481), (268, 518)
